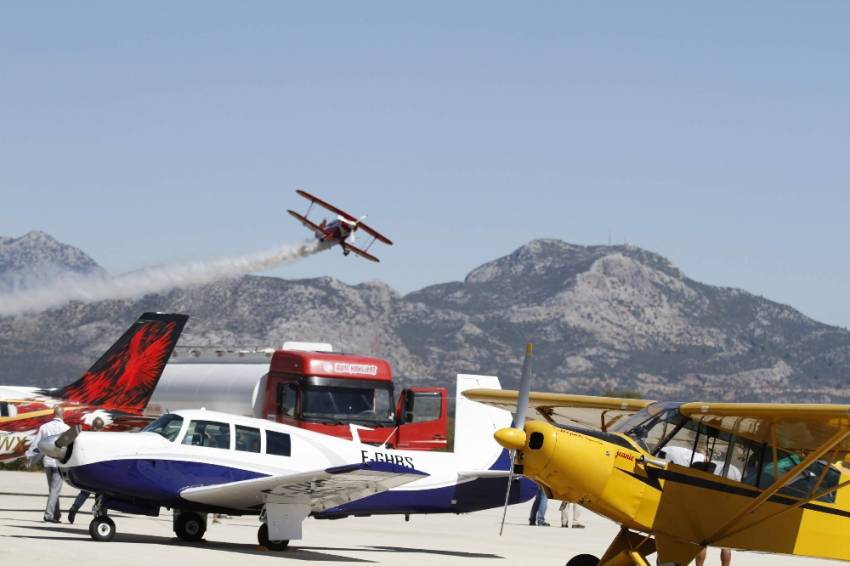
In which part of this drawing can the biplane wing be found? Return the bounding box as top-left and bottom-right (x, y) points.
(341, 241), (380, 263)
(287, 210), (326, 239)
(356, 221), (393, 245)
(296, 189), (357, 222)
(462, 388), (655, 431)
(679, 402), (850, 458)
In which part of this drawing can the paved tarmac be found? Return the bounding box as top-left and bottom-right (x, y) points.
(0, 471), (844, 565)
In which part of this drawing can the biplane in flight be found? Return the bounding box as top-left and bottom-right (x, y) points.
(465, 344), (850, 566)
(287, 189), (393, 262)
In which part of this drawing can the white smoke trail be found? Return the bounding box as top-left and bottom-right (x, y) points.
(0, 240), (326, 317)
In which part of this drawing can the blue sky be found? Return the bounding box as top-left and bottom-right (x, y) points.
(2, 2), (849, 326)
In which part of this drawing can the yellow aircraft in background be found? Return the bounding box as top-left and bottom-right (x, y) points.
(465, 345), (850, 566)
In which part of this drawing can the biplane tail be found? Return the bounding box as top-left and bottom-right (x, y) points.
(44, 313), (188, 413)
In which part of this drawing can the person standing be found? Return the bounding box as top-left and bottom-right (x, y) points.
(559, 501), (585, 528)
(528, 485), (549, 526)
(26, 406), (70, 523)
(67, 416), (105, 524)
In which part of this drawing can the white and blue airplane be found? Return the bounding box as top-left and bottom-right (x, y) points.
(42, 374), (535, 549)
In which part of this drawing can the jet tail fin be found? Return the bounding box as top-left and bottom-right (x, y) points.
(47, 312), (188, 413)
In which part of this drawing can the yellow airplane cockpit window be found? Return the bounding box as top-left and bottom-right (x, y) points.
(610, 402), (684, 454)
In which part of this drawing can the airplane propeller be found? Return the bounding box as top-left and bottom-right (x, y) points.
(497, 343), (534, 535)
(339, 214), (368, 243)
(38, 424), (81, 462)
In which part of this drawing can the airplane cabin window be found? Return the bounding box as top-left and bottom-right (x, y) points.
(235, 425), (261, 453)
(143, 414), (184, 442)
(266, 430), (291, 457)
(182, 420), (231, 449)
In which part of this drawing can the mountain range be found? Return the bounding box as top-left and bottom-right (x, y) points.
(1, 231), (849, 402)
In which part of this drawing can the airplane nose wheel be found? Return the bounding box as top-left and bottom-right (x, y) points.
(565, 554), (599, 566)
(258, 523), (289, 551)
(89, 516), (116, 542)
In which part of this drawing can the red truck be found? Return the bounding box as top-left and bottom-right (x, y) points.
(263, 349), (448, 450)
(152, 345), (449, 451)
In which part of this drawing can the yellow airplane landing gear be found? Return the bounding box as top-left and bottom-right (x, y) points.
(565, 527), (657, 566)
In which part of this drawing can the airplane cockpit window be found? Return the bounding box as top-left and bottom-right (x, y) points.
(741, 444), (840, 503)
(236, 425), (261, 453)
(182, 420), (232, 449)
(266, 430), (291, 457)
(143, 414), (184, 442)
(611, 402), (685, 454)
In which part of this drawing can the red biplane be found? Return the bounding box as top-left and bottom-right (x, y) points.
(287, 189), (393, 263)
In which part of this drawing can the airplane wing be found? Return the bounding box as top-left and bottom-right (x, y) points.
(287, 210), (327, 238)
(678, 402), (850, 457)
(295, 189), (357, 222)
(463, 388), (655, 431)
(356, 221), (393, 245)
(341, 241), (380, 263)
(179, 461), (427, 512)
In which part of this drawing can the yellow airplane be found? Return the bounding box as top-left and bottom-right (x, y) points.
(465, 344), (850, 566)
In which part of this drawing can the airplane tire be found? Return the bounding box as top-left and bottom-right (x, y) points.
(258, 523), (289, 551)
(89, 517), (116, 542)
(565, 554), (599, 566)
(174, 512), (206, 542)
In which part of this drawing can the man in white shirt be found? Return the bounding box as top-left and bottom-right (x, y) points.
(25, 407), (70, 522)
(661, 445), (705, 467)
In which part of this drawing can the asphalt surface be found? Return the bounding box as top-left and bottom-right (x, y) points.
(0, 471), (844, 565)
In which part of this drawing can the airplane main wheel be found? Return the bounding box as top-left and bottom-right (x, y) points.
(565, 554), (599, 566)
(258, 523), (289, 551)
(89, 516), (116, 542)
(174, 511), (206, 542)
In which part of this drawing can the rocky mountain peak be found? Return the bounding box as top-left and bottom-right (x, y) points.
(0, 231), (104, 284)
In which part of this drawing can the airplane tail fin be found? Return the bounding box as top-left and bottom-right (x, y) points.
(453, 374), (512, 471)
(47, 312), (188, 413)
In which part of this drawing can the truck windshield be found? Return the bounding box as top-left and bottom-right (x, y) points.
(142, 414), (184, 442)
(302, 381), (393, 425)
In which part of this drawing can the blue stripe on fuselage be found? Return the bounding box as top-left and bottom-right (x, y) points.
(316, 448), (536, 516)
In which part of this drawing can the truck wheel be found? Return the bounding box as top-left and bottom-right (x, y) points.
(89, 516), (116, 542)
(258, 523), (289, 551)
(174, 511), (206, 541)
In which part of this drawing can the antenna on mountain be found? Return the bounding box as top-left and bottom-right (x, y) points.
(608, 229), (612, 246)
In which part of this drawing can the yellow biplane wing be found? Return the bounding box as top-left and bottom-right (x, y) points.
(680, 402), (850, 457)
(462, 388), (655, 431)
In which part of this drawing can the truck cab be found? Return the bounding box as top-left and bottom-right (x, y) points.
(261, 349), (448, 450)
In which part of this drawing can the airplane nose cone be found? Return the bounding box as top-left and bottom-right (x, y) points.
(37, 425), (80, 463)
(37, 435), (67, 460)
(494, 427), (527, 450)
